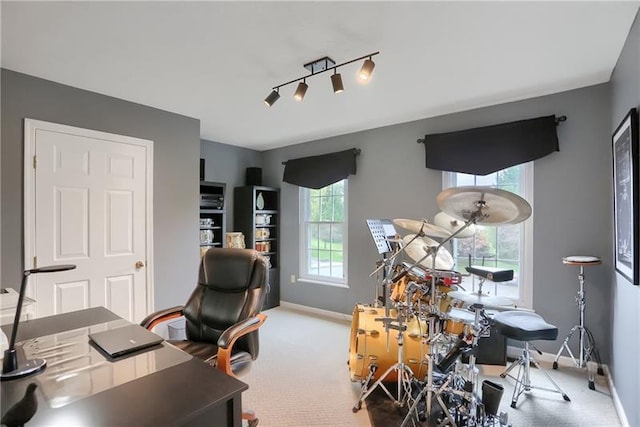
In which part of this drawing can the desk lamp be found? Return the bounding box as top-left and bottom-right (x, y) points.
(1, 264), (76, 381)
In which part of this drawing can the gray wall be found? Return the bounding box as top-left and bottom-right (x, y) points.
(263, 82), (613, 363)
(609, 10), (640, 427)
(200, 139), (262, 231)
(1, 69), (201, 311)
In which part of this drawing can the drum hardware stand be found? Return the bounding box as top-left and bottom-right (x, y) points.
(401, 305), (502, 427)
(352, 302), (416, 413)
(552, 260), (604, 390)
(394, 214), (481, 422)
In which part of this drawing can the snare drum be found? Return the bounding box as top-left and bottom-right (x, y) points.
(348, 304), (430, 382)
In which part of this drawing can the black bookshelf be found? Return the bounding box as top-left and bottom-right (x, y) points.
(234, 186), (280, 309)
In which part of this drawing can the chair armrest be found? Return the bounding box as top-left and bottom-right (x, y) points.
(140, 306), (184, 330)
(216, 313), (267, 376)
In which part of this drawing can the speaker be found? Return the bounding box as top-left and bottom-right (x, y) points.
(246, 167), (262, 186)
(462, 325), (506, 365)
(200, 159), (205, 181)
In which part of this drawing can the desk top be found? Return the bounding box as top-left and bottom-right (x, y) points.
(1, 307), (248, 426)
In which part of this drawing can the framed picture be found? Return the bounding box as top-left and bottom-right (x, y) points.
(612, 108), (639, 285)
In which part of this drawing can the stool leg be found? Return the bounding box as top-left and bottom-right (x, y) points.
(500, 348), (528, 408)
(501, 343), (571, 408)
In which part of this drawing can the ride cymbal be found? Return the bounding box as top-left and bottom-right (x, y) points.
(402, 234), (454, 271)
(393, 218), (451, 239)
(447, 290), (514, 307)
(436, 186), (532, 225)
(433, 212), (476, 238)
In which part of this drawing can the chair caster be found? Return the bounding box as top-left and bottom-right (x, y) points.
(563, 394), (571, 402)
(352, 402), (362, 413)
(553, 361), (558, 370)
(510, 401), (517, 409)
(500, 373), (506, 379)
(248, 419), (259, 427)
(589, 380), (595, 390)
(597, 367), (604, 376)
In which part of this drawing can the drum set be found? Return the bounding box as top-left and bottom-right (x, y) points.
(349, 186), (533, 426)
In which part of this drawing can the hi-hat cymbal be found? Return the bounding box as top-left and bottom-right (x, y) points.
(433, 212), (476, 238)
(402, 234), (454, 270)
(447, 290), (514, 307)
(436, 186), (532, 225)
(393, 219), (451, 239)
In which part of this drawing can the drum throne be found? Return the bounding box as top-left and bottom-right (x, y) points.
(493, 311), (570, 408)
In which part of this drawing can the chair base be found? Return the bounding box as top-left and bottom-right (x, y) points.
(500, 343), (570, 408)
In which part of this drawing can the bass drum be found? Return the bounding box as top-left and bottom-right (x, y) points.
(348, 304), (429, 382)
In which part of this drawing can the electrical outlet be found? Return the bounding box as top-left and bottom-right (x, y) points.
(290, 274), (296, 283)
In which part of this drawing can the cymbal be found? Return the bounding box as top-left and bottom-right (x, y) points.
(402, 234), (454, 270)
(436, 186), (532, 225)
(393, 218), (451, 239)
(433, 212), (476, 238)
(447, 290), (514, 307)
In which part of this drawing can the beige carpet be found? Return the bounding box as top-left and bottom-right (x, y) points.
(241, 305), (622, 426)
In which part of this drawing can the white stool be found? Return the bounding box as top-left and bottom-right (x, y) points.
(552, 255), (604, 390)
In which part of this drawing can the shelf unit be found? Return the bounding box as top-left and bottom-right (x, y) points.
(234, 186), (280, 309)
(199, 181), (226, 257)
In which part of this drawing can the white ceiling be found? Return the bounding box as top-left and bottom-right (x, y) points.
(2, 1), (638, 150)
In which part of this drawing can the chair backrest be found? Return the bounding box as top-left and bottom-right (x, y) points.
(183, 248), (268, 357)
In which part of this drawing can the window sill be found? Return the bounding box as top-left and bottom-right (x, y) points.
(297, 277), (349, 289)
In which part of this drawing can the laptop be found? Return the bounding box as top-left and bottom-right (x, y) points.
(89, 324), (164, 358)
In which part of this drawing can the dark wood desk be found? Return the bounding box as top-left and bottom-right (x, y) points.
(1, 307), (248, 426)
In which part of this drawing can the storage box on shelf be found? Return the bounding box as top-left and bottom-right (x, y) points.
(233, 186), (280, 309)
(200, 181), (226, 256)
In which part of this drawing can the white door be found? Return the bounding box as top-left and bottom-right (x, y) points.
(24, 120), (153, 323)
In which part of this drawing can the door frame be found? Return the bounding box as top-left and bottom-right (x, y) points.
(23, 119), (155, 316)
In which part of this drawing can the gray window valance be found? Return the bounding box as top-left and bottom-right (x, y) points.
(282, 148), (360, 189)
(420, 115), (562, 175)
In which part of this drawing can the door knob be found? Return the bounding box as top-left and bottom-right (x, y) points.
(135, 261), (145, 269)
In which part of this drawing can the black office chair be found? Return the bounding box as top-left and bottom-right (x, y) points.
(493, 311), (570, 408)
(141, 248), (268, 426)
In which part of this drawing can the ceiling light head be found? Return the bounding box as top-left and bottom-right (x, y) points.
(294, 80), (308, 101)
(264, 89), (280, 107)
(331, 71), (344, 94)
(359, 58), (376, 82)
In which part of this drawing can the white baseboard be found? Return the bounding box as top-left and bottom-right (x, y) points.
(605, 365), (630, 427)
(279, 301), (352, 323)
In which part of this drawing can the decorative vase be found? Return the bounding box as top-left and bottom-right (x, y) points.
(256, 192), (264, 210)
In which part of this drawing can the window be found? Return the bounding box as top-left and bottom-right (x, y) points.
(443, 163), (533, 307)
(299, 180), (348, 286)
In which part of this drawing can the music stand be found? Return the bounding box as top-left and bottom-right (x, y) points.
(366, 219), (398, 306)
(2, 264), (76, 381)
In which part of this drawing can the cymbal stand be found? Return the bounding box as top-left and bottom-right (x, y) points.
(394, 214), (480, 421)
(352, 301), (415, 412)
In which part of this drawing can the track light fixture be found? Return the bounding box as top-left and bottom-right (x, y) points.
(331, 70), (344, 94)
(264, 89), (280, 106)
(264, 51), (379, 106)
(359, 57), (375, 82)
(294, 79), (308, 101)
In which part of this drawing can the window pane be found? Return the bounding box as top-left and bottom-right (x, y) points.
(457, 173), (475, 186)
(448, 165), (526, 302)
(300, 180), (347, 284)
(476, 172), (497, 186)
(309, 224), (320, 249)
